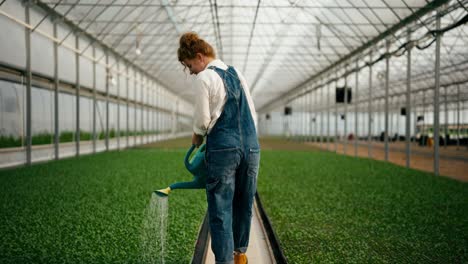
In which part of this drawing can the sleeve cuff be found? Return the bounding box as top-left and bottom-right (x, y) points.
(193, 126), (207, 137)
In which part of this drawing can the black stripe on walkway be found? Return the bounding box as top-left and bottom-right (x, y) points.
(192, 213), (210, 264)
(255, 192), (288, 264)
(191, 192), (288, 264)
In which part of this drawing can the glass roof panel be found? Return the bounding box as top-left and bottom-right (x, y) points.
(38, 0), (467, 111)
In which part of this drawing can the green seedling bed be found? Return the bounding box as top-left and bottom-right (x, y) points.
(0, 148), (206, 263)
(257, 150), (468, 263)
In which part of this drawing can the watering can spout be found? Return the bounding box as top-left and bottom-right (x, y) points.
(154, 144), (207, 196)
(155, 187), (171, 197)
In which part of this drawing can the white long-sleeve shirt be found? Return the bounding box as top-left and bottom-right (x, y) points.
(192, 59), (257, 136)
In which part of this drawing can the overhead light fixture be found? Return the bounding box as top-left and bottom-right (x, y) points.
(109, 74), (117, 86)
(377, 71), (385, 80)
(135, 25), (143, 55)
(135, 46), (142, 55)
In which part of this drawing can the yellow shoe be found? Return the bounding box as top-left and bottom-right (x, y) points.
(234, 252), (248, 264)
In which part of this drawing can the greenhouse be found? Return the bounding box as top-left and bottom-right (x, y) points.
(0, 0), (467, 263)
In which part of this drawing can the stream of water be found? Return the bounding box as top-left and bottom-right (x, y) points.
(141, 192), (169, 264)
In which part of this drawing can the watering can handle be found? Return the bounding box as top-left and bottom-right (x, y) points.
(184, 144), (197, 170)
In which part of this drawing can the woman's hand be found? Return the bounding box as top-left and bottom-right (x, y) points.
(192, 133), (204, 147)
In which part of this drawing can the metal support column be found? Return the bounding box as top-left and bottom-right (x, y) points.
(141, 74), (144, 144)
(444, 86), (448, 148)
(380, 100), (384, 142)
(344, 68), (348, 155)
(150, 85), (153, 142)
(105, 52), (109, 151)
(175, 100), (179, 136)
(145, 78), (151, 143)
(75, 35), (80, 156)
(310, 89), (313, 142)
(25, 4), (32, 165)
(116, 59), (120, 150)
(300, 89), (307, 142)
(314, 89), (318, 142)
(92, 46), (97, 153)
(152, 84), (155, 142)
(334, 78), (338, 152)
(53, 21), (59, 160)
(134, 70), (137, 146)
(405, 37), (412, 168)
(422, 90), (426, 141)
(368, 52), (373, 158)
(457, 85), (460, 150)
(327, 81), (330, 150)
(141, 76), (144, 144)
(311, 88), (313, 142)
(354, 60), (359, 157)
(157, 85), (160, 141)
(320, 83), (324, 147)
(433, 11), (441, 175)
(302, 91), (305, 141)
(308, 89), (312, 142)
(148, 82), (151, 142)
(126, 64), (129, 147)
(384, 40), (390, 161)
(394, 98), (397, 141)
(304, 91), (307, 141)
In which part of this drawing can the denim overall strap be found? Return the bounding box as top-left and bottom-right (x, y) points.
(204, 65), (260, 264)
(206, 66), (259, 151)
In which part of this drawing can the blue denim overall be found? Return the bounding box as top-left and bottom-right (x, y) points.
(205, 65), (260, 264)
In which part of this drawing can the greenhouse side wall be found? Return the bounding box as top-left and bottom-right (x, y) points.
(0, 2), (193, 168)
(257, 5), (468, 181)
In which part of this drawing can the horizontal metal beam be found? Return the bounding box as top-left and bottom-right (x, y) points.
(0, 64), (192, 118)
(40, 2), (424, 9)
(300, 78), (468, 112)
(69, 20), (394, 27)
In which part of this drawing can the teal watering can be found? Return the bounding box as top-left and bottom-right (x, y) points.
(154, 144), (207, 197)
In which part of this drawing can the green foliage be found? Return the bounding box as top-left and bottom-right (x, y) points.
(0, 130), (167, 149)
(3, 140), (466, 263)
(257, 151), (468, 263)
(0, 135), (22, 148)
(290, 135), (335, 142)
(31, 132), (53, 145)
(0, 148), (206, 263)
(98, 131), (105, 140)
(79, 130), (92, 141)
(59, 131), (74, 143)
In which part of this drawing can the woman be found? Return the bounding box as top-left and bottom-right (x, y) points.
(178, 32), (260, 264)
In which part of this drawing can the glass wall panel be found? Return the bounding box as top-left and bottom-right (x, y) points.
(0, 0), (27, 69)
(128, 106), (135, 146)
(128, 68), (135, 101)
(31, 86), (54, 162)
(109, 102), (118, 149)
(79, 96), (93, 154)
(0, 79), (25, 167)
(119, 103), (127, 148)
(95, 47), (106, 93)
(136, 107), (142, 144)
(143, 108), (148, 143)
(58, 92), (76, 158)
(95, 100), (106, 151)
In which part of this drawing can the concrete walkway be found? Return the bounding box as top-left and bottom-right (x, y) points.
(204, 201), (275, 264)
(308, 140), (468, 182)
